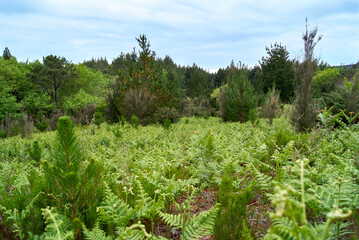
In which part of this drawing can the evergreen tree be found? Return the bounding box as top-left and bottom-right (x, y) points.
(3, 47), (12, 60)
(43, 116), (101, 236)
(220, 70), (257, 122)
(260, 43), (294, 102)
(107, 35), (182, 124)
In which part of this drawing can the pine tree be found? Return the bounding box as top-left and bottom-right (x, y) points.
(260, 43), (294, 102)
(43, 116), (101, 236)
(3, 47), (12, 60)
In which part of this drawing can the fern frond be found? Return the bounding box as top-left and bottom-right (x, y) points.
(158, 211), (183, 228)
(41, 207), (74, 240)
(117, 222), (151, 240)
(159, 203), (220, 240)
(97, 182), (133, 227)
(82, 222), (113, 240)
(133, 180), (164, 220)
(250, 164), (274, 193)
(181, 203), (220, 240)
(0, 192), (42, 239)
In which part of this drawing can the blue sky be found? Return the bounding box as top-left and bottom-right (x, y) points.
(0, 0), (358, 71)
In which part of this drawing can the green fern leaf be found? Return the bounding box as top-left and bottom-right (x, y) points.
(82, 222), (113, 240)
(41, 207), (74, 240)
(97, 182), (133, 228)
(181, 203), (220, 240)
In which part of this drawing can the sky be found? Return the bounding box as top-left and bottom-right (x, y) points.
(0, 0), (358, 72)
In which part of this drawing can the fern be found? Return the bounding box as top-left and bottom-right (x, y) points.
(250, 163), (274, 194)
(97, 182), (133, 230)
(264, 159), (353, 240)
(0, 192), (41, 240)
(117, 222), (151, 240)
(83, 222), (113, 240)
(159, 203), (220, 240)
(133, 179), (165, 233)
(41, 207), (74, 240)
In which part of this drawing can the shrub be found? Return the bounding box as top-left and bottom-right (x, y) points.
(93, 102), (106, 127)
(220, 75), (257, 122)
(260, 87), (281, 125)
(154, 107), (180, 124)
(0, 130), (6, 138)
(182, 98), (214, 117)
(71, 103), (95, 126)
(163, 118), (171, 130)
(123, 87), (155, 125)
(215, 169), (254, 239)
(0, 87), (20, 121)
(1, 114), (34, 137)
(48, 110), (64, 131)
(35, 116), (48, 132)
(63, 89), (98, 114)
(119, 115), (126, 126)
(29, 140), (42, 164)
(248, 108), (258, 126)
(131, 115), (140, 128)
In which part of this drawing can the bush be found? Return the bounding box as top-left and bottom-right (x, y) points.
(291, 20), (322, 132)
(123, 88), (155, 125)
(154, 107), (180, 124)
(0, 114), (34, 137)
(163, 118), (171, 130)
(260, 88), (281, 125)
(248, 108), (258, 126)
(0, 130), (6, 138)
(131, 115), (140, 128)
(22, 91), (54, 118)
(48, 110), (64, 131)
(220, 75), (257, 122)
(182, 98), (214, 117)
(93, 102), (106, 127)
(0, 88), (20, 121)
(35, 116), (48, 132)
(29, 140), (42, 163)
(63, 89), (98, 114)
(71, 103), (95, 126)
(214, 169), (254, 239)
(119, 115), (126, 126)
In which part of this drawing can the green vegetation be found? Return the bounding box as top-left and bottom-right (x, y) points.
(1, 20), (359, 239)
(0, 114), (358, 239)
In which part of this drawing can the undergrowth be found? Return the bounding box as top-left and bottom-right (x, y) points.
(0, 115), (358, 239)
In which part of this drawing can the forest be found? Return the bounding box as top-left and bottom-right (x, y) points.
(0, 21), (358, 239)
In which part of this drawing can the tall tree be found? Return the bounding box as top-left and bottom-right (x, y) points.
(107, 35), (182, 123)
(29, 55), (76, 107)
(260, 43), (294, 102)
(3, 47), (12, 60)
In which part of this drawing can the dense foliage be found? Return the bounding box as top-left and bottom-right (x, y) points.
(0, 114), (358, 239)
(260, 43), (295, 102)
(1, 21), (359, 239)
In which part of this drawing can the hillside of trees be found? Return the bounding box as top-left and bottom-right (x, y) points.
(1, 26), (358, 137)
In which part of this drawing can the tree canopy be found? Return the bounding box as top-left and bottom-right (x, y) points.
(260, 43), (295, 102)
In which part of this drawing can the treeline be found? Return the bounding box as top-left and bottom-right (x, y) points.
(1, 25), (358, 137)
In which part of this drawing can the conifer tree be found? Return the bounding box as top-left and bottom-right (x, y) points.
(43, 116), (101, 236)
